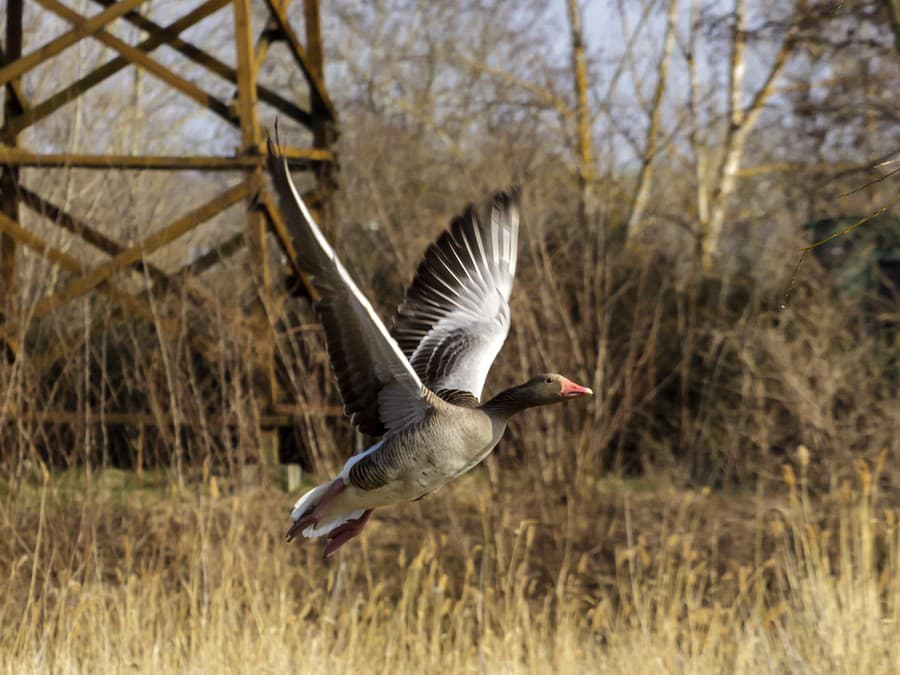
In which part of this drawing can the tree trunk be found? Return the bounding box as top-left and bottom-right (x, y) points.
(625, 0), (679, 243)
(702, 3), (796, 270)
(566, 0), (596, 227)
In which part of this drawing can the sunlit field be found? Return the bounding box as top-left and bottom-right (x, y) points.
(1, 454), (897, 673)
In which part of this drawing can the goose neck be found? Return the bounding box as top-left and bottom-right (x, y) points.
(481, 384), (536, 419)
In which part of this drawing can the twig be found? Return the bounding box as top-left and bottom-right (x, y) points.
(839, 165), (900, 198)
(799, 193), (900, 251)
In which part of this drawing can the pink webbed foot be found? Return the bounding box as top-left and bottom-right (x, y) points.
(323, 509), (373, 558)
(285, 513), (315, 542)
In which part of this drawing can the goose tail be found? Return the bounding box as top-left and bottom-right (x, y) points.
(286, 479), (366, 543)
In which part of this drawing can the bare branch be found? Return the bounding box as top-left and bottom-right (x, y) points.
(625, 0), (680, 241)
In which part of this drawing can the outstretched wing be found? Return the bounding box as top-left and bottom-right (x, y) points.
(391, 189), (520, 402)
(267, 139), (429, 436)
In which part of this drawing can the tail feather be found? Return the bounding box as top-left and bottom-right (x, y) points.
(290, 481), (331, 521)
(288, 479), (365, 540)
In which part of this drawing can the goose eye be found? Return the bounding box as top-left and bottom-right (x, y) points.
(545, 377), (553, 384)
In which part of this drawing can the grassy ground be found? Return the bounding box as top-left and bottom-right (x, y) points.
(1, 455), (897, 674)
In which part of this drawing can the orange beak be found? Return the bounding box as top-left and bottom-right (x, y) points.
(559, 378), (593, 398)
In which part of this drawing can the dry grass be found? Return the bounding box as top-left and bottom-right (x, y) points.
(1, 454), (897, 674)
(2, 161), (897, 672)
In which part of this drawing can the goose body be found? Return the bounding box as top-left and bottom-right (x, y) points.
(267, 139), (592, 557)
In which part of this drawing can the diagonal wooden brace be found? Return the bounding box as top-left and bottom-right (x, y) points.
(34, 0), (239, 127)
(12, 181), (253, 324)
(0, 210), (214, 360)
(262, 0), (337, 122)
(0, 0), (148, 86)
(2, 0), (231, 140)
(89, 0), (312, 129)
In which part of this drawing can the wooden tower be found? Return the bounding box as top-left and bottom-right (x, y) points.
(0, 0), (337, 465)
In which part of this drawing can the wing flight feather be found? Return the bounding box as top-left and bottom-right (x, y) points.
(391, 190), (520, 402)
(267, 139), (428, 435)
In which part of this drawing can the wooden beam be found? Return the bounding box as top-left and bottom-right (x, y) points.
(3, 408), (343, 426)
(88, 0), (312, 129)
(10, 181), (252, 324)
(19, 186), (170, 287)
(302, 0), (338, 204)
(257, 142), (334, 165)
(1, 0), (24, 353)
(17, 187), (237, 328)
(0, 148), (333, 170)
(0, 0), (148, 86)
(252, 0), (291, 66)
(168, 231), (246, 282)
(0, 45), (30, 115)
(13, 189), (264, 376)
(1, 0), (230, 140)
(253, 16), (281, 67)
(262, 0), (337, 122)
(24, 234), (251, 377)
(0, 209), (158, 322)
(233, 0), (262, 151)
(231, 2), (292, 125)
(35, 0), (239, 127)
(257, 191), (319, 302)
(30, 230), (251, 375)
(0, 210), (215, 359)
(304, 0), (325, 83)
(234, 0), (279, 415)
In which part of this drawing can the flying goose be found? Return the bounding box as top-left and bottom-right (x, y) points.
(267, 140), (592, 557)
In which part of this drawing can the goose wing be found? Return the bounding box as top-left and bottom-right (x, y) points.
(391, 189), (520, 402)
(267, 140), (429, 436)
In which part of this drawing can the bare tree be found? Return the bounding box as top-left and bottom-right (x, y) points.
(624, 0), (680, 243)
(566, 0), (597, 227)
(887, 0), (900, 52)
(700, 1), (798, 269)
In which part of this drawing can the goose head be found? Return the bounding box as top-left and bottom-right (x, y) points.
(522, 373), (593, 404)
(483, 373), (593, 418)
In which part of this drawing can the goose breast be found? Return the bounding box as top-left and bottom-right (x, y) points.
(348, 407), (498, 499)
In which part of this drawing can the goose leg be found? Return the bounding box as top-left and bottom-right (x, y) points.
(286, 479), (347, 542)
(323, 509), (373, 558)
(312, 479), (346, 520)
